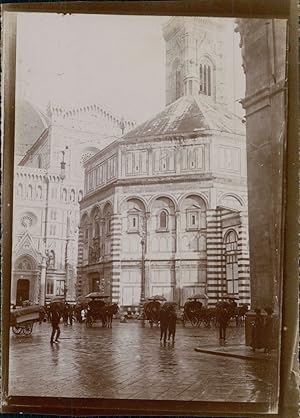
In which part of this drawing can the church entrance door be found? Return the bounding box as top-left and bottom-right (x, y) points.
(16, 279), (30, 306)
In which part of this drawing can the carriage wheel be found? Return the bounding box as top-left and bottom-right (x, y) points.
(12, 326), (22, 335)
(22, 323), (33, 335)
(204, 319), (211, 328)
(191, 317), (199, 327)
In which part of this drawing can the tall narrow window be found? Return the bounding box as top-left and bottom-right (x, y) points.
(27, 184), (33, 199)
(175, 69), (181, 100)
(199, 65), (203, 92)
(17, 183), (23, 198)
(159, 211), (167, 230)
(172, 59), (181, 102)
(199, 58), (214, 98)
(225, 230), (239, 294)
(207, 66), (211, 96)
(46, 280), (54, 295)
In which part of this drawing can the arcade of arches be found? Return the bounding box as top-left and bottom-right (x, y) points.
(77, 191), (250, 308)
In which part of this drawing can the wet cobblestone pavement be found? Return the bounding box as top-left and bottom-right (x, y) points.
(9, 320), (277, 403)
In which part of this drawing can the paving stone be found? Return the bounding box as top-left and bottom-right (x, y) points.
(8, 321), (278, 403)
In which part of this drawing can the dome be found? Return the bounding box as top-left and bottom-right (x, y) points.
(15, 99), (50, 158)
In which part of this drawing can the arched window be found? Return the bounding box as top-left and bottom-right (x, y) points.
(103, 204), (112, 236)
(78, 190), (83, 202)
(70, 189), (75, 202)
(159, 210), (168, 230)
(94, 221), (100, 238)
(199, 58), (214, 97)
(62, 188), (67, 202)
(106, 215), (112, 235)
(17, 183), (23, 198)
(37, 155), (42, 168)
(37, 186), (42, 199)
(27, 184), (33, 199)
(172, 59), (182, 101)
(224, 230), (239, 294)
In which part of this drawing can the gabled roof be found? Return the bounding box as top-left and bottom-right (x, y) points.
(14, 231), (42, 265)
(123, 95), (245, 140)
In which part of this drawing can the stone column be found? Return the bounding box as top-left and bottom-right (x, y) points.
(110, 213), (122, 304)
(237, 210), (251, 305)
(143, 212), (150, 299)
(236, 19), (287, 311)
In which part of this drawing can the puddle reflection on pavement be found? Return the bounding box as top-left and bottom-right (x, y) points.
(9, 321), (278, 403)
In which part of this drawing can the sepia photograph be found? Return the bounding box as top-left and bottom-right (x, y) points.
(1, 2), (298, 416)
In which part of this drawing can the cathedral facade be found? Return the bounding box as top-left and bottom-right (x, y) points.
(77, 17), (250, 307)
(11, 100), (134, 306)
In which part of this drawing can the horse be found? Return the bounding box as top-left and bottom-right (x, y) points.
(183, 300), (203, 327)
(143, 301), (161, 327)
(86, 300), (107, 327)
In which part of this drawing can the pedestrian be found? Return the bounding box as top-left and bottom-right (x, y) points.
(63, 303), (69, 325)
(50, 307), (61, 344)
(264, 306), (274, 354)
(217, 302), (230, 343)
(229, 299), (238, 326)
(68, 305), (73, 326)
(167, 307), (177, 344)
(251, 308), (264, 352)
(159, 307), (169, 344)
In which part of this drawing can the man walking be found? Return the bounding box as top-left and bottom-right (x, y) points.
(217, 303), (230, 344)
(50, 307), (61, 344)
(167, 307), (177, 344)
(159, 307), (169, 344)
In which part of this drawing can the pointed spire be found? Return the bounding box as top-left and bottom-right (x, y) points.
(119, 117), (125, 135)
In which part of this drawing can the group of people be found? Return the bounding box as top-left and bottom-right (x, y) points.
(48, 301), (274, 353)
(159, 304), (177, 344)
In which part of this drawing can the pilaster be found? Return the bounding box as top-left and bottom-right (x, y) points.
(39, 256), (47, 305)
(206, 208), (225, 304)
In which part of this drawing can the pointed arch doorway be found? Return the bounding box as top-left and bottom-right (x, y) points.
(16, 279), (30, 306)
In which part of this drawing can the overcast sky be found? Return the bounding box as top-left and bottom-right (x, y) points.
(16, 13), (245, 123)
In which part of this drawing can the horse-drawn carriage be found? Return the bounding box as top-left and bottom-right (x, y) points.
(85, 293), (118, 328)
(142, 295), (169, 327)
(182, 294), (215, 327)
(10, 305), (45, 335)
(183, 294), (249, 328)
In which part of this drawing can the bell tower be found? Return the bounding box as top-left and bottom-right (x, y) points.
(163, 17), (235, 110)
